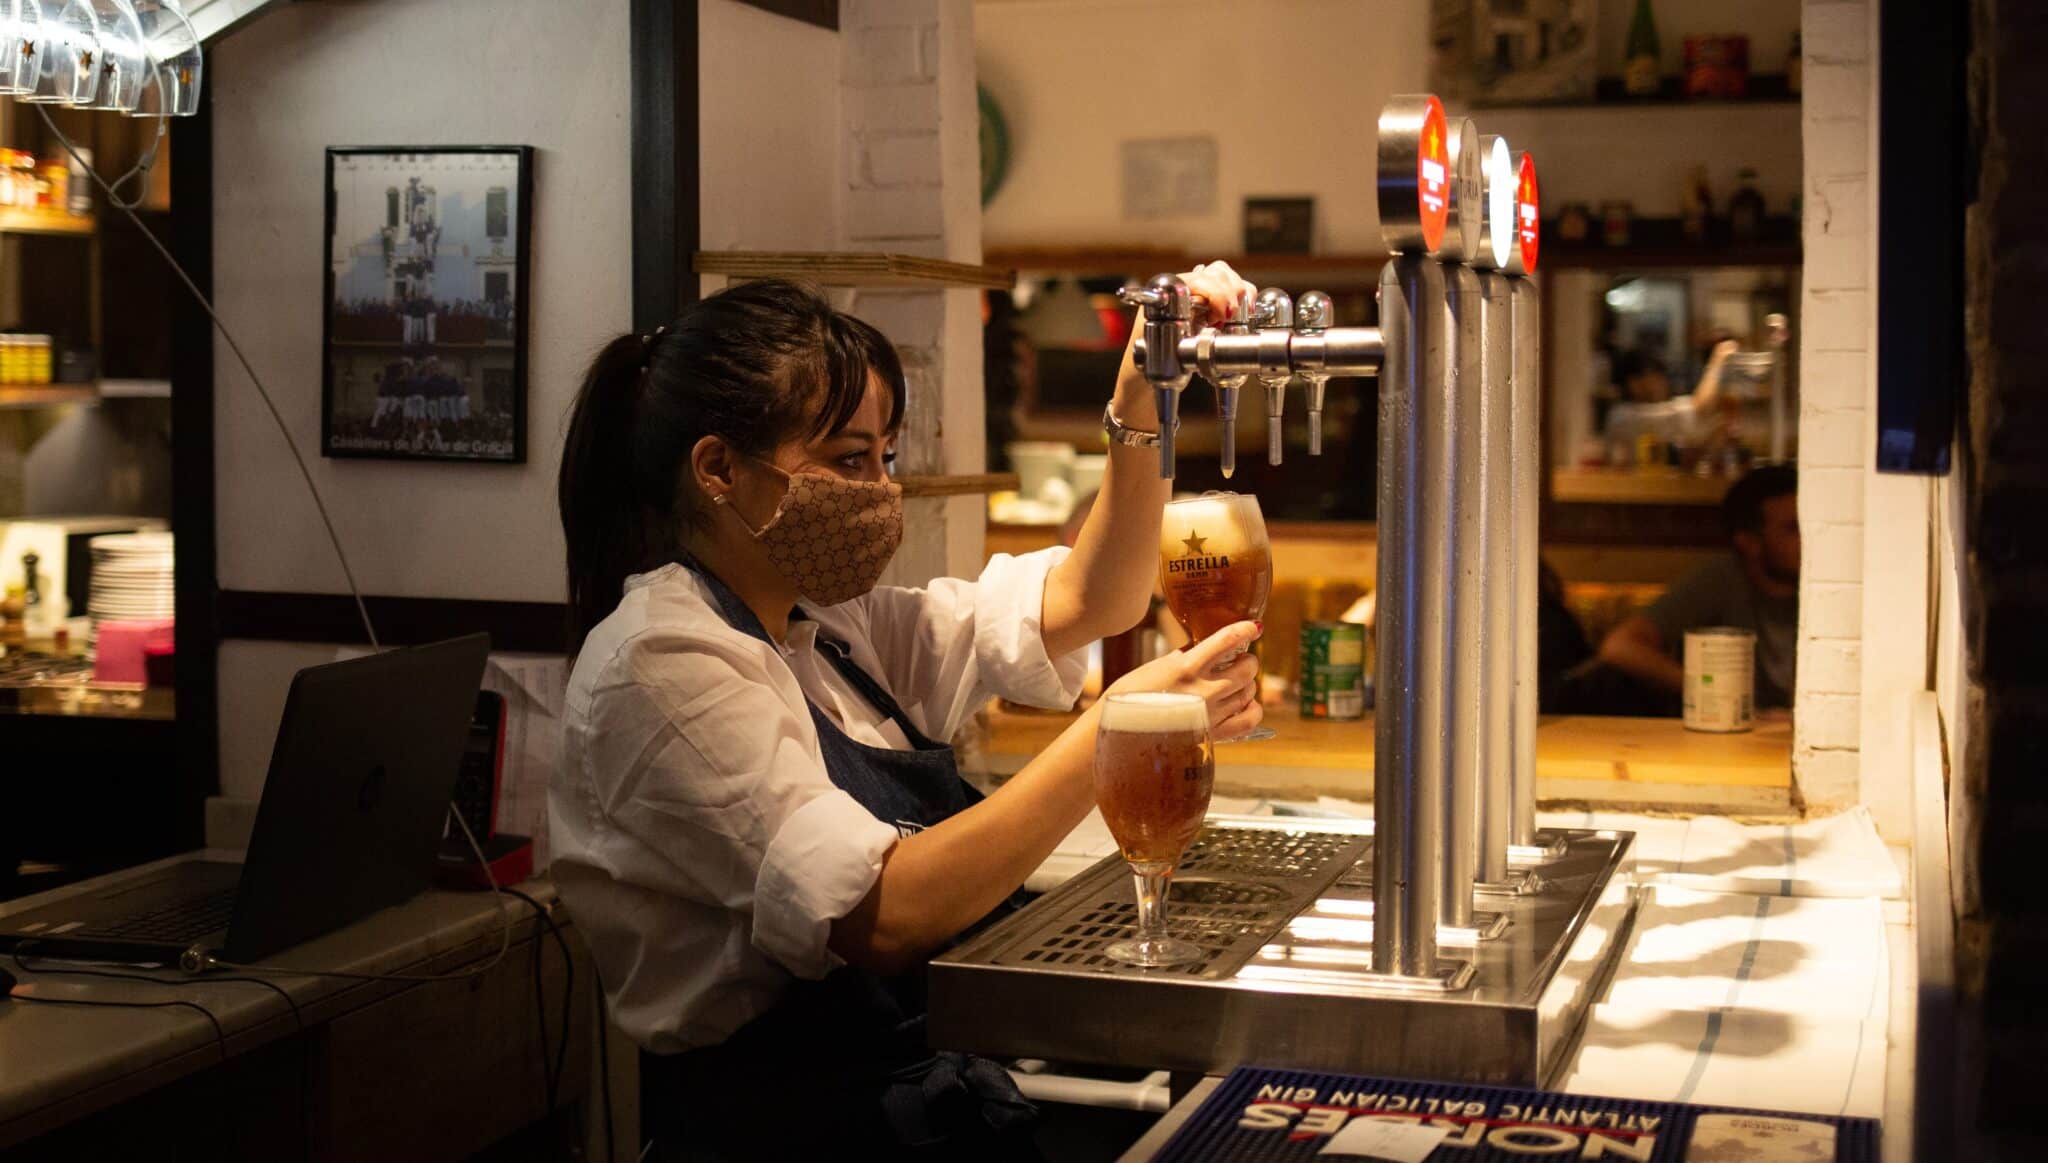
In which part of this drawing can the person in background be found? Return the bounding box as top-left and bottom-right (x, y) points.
(1537, 559), (1595, 710)
(1602, 337), (1741, 454)
(1596, 464), (1800, 710)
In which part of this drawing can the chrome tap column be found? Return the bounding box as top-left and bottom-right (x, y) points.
(1435, 116), (1487, 933)
(1506, 152), (1543, 849)
(1371, 94), (1472, 980)
(1473, 136), (1518, 886)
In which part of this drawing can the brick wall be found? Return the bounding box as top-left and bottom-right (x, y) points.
(1795, 0), (1877, 814)
(840, 0), (988, 586)
(1796, 0), (1931, 834)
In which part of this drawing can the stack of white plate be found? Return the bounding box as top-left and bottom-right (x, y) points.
(87, 532), (176, 642)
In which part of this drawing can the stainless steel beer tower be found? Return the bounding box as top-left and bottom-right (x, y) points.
(929, 96), (1637, 1087)
(1115, 101), (1569, 973)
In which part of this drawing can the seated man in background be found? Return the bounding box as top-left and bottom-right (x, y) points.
(1596, 465), (1800, 712)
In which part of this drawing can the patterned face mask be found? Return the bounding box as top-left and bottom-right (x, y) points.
(730, 460), (904, 606)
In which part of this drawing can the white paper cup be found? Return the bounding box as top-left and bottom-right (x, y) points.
(1006, 441), (1076, 503)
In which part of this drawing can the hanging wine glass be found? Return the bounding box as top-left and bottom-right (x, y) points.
(83, 0), (146, 112)
(126, 0), (197, 116)
(19, 0), (102, 106)
(0, 0), (43, 96)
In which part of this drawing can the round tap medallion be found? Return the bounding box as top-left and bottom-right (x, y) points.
(1482, 135), (1515, 271)
(1516, 151), (1541, 274)
(1418, 96), (1450, 254)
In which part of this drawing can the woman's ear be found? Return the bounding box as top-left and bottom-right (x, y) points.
(690, 435), (736, 502)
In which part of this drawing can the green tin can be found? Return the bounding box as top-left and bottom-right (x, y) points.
(1299, 621), (1367, 719)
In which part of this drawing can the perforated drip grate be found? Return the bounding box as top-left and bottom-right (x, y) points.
(984, 826), (1372, 981)
(1178, 828), (1359, 880)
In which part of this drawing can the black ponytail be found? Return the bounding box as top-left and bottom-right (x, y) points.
(558, 280), (908, 653)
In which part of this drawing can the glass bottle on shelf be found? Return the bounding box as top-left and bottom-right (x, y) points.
(1681, 166), (1713, 244)
(1625, 0), (1661, 97)
(1787, 31), (1803, 95)
(1729, 168), (1766, 243)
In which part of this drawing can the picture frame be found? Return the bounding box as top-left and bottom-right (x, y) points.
(321, 145), (534, 464)
(1243, 197), (1316, 254)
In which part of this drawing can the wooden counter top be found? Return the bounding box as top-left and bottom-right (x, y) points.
(980, 704), (1794, 815)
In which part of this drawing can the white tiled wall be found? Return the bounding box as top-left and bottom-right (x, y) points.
(1797, 0), (1925, 837)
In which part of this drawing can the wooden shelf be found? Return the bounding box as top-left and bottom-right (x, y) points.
(986, 248), (1392, 279)
(1542, 216), (1802, 270)
(694, 251), (1015, 290)
(1553, 466), (1735, 506)
(1475, 74), (1801, 110)
(896, 472), (1019, 498)
(0, 207), (94, 237)
(96, 378), (172, 399)
(0, 384), (96, 409)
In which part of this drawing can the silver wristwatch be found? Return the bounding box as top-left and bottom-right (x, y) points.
(1102, 403), (1175, 448)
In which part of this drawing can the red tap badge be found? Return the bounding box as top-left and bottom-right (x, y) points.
(1418, 96), (1450, 254)
(1515, 152), (1541, 273)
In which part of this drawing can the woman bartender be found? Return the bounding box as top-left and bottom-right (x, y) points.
(552, 265), (1261, 1158)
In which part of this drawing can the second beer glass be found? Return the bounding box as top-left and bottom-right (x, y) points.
(1159, 491), (1275, 740)
(1095, 691), (1216, 967)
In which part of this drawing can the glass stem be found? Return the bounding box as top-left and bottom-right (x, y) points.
(1131, 864), (1171, 945)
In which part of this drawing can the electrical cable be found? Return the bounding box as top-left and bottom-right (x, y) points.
(9, 993), (228, 1066)
(12, 950), (310, 1162)
(503, 885), (573, 1125)
(597, 975), (616, 1163)
(27, 93), (581, 1157)
(32, 103), (381, 652)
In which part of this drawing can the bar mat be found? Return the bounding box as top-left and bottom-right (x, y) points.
(1149, 1065), (1879, 1161)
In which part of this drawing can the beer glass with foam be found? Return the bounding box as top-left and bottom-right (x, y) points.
(1095, 691), (1216, 967)
(1159, 491), (1274, 739)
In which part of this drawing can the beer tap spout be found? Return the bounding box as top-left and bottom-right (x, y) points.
(1119, 274), (1197, 478)
(1251, 288), (1295, 467)
(1295, 291), (1335, 456)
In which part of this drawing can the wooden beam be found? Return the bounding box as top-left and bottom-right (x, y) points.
(632, 0), (699, 328)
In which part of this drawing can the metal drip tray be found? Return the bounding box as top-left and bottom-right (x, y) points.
(930, 817), (1636, 1088)
(994, 825), (1369, 982)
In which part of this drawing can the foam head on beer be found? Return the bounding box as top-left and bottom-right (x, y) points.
(1099, 690), (1212, 736)
(1096, 692), (1216, 868)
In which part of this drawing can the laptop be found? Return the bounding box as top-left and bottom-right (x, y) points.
(0, 634), (490, 966)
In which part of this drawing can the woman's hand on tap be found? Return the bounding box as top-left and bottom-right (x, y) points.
(1183, 260), (1256, 328)
(1113, 260), (1257, 427)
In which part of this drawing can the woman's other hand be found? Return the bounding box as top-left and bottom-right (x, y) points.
(1106, 620), (1264, 740)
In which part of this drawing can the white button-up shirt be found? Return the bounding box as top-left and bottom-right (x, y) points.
(551, 549), (1085, 1053)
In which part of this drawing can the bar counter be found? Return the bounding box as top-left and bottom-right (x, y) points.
(977, 704), (1794, 815)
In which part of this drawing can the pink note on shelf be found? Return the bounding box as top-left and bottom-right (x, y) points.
(94, 618), (176, 685)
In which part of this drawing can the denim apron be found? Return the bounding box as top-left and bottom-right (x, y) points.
(640, 560), (1039, 1161)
